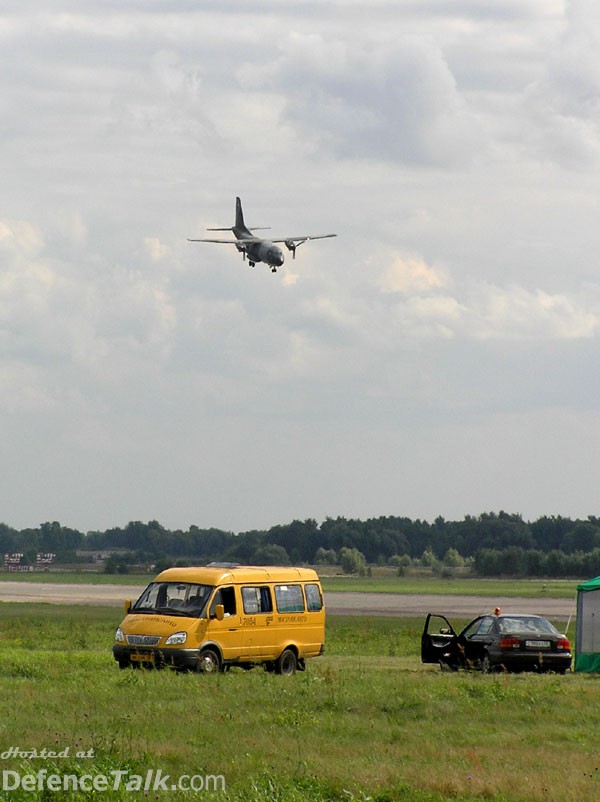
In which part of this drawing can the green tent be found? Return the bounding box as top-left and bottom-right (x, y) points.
(576, 576), (600, 672)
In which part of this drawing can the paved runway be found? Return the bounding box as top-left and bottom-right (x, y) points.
(0, 581), (577, 619)
(325, 591), (576, 619)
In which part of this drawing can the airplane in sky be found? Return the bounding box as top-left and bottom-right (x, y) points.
(188, 197), (336, 273)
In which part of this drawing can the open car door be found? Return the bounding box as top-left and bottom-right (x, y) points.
(421, 614), (459, 666)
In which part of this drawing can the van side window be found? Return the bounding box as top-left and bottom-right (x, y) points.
(275, 584), (304, 613)
(305, 583), (323, 612)
(242, 587), (273, 614)
(210, 586), (236, 617)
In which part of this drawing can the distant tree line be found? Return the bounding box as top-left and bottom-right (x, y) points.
(3, 512), (600, 577)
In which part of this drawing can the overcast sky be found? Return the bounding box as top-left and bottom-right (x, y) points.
(2, 0), (600, 534)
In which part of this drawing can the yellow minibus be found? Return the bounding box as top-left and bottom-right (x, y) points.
(113, 564), (325, 675)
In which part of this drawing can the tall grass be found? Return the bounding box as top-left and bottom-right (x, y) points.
(0, 604), (597, 801)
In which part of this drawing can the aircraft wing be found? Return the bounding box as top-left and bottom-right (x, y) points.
(188, 235), (336, 244)
(270, 234), (337, 244)
(187, 237), (264, 245)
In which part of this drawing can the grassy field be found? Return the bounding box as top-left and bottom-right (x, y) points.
(321, 576), (579, 598)
(0, 572), (148, 585)
(0, 571), (581, 599)
(0, 604), (597, 801)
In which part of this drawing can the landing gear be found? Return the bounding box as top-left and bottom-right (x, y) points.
(249, 261), (255, 267)
(271, 267), (277, 273)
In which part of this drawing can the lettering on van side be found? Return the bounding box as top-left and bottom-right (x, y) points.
(277, 615), (308, 624)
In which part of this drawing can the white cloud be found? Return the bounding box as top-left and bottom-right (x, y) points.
(385, 279), (598, 342)
(374, 250), (599, 342)
(473, 284), (599, 339)
(379, 254), (448, 294)
(0, 220), (44, 256)
(144, 237), (169, 262)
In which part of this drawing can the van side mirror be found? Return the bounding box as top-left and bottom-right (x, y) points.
(214, 604), (225, 621)
(124, 599), (132, 614)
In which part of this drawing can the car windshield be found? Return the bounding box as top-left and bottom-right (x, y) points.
(132, 582), (213, 618)
(497, 616), (558, 636)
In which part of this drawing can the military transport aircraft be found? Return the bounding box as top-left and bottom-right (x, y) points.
(188, 197), (336, 273)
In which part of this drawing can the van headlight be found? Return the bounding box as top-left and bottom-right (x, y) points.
(165, 631), (187, 646)
(115, 627), (125, 643)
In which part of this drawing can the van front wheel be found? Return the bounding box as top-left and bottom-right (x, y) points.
(276, 648), (297, 676)
(198, 648), (221, 674)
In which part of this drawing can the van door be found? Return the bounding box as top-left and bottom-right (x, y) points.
(303, 582), (325, 656)
(240, 586), (275, 659)
(206, 586), (250, 661)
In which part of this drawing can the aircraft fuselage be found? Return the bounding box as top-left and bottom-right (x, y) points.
(233, 226), (284, 268)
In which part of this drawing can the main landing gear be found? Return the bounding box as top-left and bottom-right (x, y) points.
(246, 259), (276, 272)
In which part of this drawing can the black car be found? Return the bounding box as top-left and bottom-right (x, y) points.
(421, 613), (572, 674)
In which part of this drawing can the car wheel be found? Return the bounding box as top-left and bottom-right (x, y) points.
(275, 648), (297, 676)
(198, 648), (221, 674)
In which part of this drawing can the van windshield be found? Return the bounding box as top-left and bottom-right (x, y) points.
(132, 582), (213, 618)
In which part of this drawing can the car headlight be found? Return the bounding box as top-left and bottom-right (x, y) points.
(165, 631), (187, 646)
(115, 627), (125, 643)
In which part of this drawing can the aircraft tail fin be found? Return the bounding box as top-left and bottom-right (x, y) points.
(235, 196), (246, 230)
(205, 198), (269, 233)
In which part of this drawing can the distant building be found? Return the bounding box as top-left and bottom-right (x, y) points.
(76, 549), (129, 563)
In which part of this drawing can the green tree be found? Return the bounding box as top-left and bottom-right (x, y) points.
(339, 547), (367, 575)
(314, 547), (337, 565)
(420, 549), (439, 569)
(561, 523), (600, 554)
(443, 548), (464, 568)
(252, 544), (290, 565)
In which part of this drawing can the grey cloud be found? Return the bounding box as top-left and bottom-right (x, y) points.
(513, 1), (600, 167)
(239, 33), (482, 166)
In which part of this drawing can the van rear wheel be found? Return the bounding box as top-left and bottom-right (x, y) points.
(198, 648), (221, 674)
(276, 648), (297, 676)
